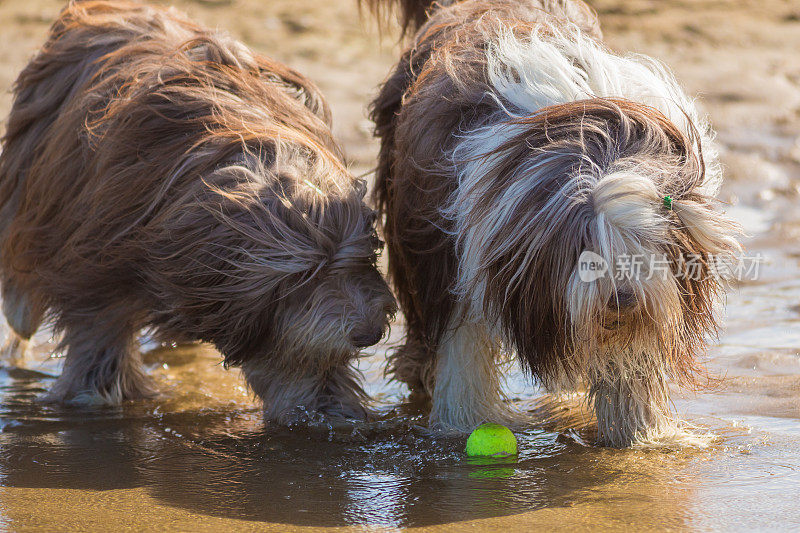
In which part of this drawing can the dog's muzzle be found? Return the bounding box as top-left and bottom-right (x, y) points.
(604, 290), (638, 330)
(349, 323), (386, 348)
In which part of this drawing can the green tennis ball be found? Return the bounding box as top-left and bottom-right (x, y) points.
(465, 423), (518, 457)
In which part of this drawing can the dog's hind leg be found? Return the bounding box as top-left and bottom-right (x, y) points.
(428, 313), (520, 433)
(387, 330), (436, 396)
(0, 281), (44, 364)
(46, 320), (155, 405)
(243, 359), (372, 424)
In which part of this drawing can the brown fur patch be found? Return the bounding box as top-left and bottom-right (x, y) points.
(0, 1), (396, 417)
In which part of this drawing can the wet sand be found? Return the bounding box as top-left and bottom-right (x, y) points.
(1, 0), (800, 530)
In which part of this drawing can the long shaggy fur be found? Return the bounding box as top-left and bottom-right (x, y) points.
(0, 1), (396, 420)
(367, 0), (740, 445)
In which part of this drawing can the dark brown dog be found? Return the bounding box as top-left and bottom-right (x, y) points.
(0, 1), (395, 422)
(365, 0), (741, 445)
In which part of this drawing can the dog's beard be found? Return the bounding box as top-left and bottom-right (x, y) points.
(227, 309), (374, 425)
(542, 251), (713, 446)
(220, 271), (394, 424)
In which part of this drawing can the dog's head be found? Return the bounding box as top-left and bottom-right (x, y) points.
(446, 98), (740, 390)
(146, 145), (396, 369)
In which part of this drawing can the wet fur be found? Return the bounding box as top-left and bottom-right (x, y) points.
(365, 0), (740, 445)
(0, 1), (396, 420)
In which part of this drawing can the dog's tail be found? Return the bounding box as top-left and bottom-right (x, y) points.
(361, 0), (452, 35)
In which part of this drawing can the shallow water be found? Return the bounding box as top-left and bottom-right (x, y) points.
(2, 216), (800, 531)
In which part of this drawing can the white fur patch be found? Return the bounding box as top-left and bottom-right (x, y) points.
(430, 309), (521, 431)
(483, 24), (720, 195)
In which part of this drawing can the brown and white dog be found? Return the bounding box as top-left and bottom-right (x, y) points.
(366, 0), (741, 445)
(0, 1), (396, 422)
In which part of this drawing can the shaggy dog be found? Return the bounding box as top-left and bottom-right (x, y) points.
(365, 0), (741, 445)
(0, 0), (396, 422)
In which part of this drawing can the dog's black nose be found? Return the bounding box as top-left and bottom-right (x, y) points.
(608, 290), (637, 310)
(350, 325), (385, 348)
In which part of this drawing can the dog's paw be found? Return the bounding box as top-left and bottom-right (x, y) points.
(269, 400), (377, 429)
(318, 398), (377, 421)
(39, 385), (113, 406)
(42, 372), (157, 406)
(428, 400), (528, 435)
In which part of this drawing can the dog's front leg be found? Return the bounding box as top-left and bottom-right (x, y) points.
(46, 322), (155, 405)
(589, 369), (672, 447)
(428, 316), (518, 433)
(242, 359), (371, 425)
